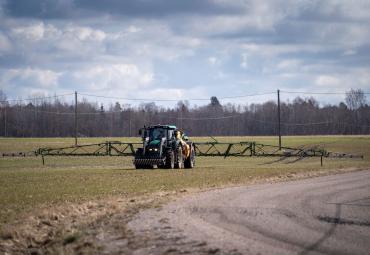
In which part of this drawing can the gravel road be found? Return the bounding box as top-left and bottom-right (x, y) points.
(129, 170), (370, 254)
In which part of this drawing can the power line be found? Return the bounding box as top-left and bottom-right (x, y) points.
(281, 90), (370, 95)
(168, 115), (235, 120)
(5, 106), (370, 130)
(78, 92), (276, 102)
(12, 107), (370, 127)
(215, 92), (276, 99)
(15, 107), (106, 115)
(18, 107), (139, 115)
(2, 90), (369, 104)
(282, 121), (332, 126)
(15, 108), (75, 115)
(0, 93), (74, 103)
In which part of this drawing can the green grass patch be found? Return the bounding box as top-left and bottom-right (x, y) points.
(63, 232), (80, 245)
(0, 136), (369, 225)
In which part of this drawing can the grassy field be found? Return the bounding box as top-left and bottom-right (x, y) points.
(1, 136), (370, 225)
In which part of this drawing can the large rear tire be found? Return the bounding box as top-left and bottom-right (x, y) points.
(165, 150), (175, 169)
(184, 144), (195, 169)
(175, 145), (184, 169)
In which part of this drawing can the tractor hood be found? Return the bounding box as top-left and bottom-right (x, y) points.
(149, 139), (161, 146)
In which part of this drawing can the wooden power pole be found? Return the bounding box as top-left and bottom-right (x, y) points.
(277, 89), (281, 150)
(74, 91), (78, 146)
(4, 107), (7, 137)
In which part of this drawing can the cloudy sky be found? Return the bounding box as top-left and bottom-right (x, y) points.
(0, 0), (369, 106)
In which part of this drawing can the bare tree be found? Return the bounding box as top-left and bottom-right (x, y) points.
(345, 89), (367, 110)
(0, 90), (8, 136)
(1, 90), (370, 137)
(210, 96), (221, 107)
(0, 89), (8, 106)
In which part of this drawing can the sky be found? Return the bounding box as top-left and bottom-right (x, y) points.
(0, 0), (369, 107)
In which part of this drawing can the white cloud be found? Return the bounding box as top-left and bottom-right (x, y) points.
(241, 43), (324, 57)
(240, 53), (248, 69)
(12, 22), (47, 41)
(186, 14), (275, 37)
(317, 0), (370, 22)
(11, 22), (63, 42)
(127, 25), (141, 33)
(215, 71), (227, 79)
(316, 23), (370, 47)
(71, 64), (153, 92)
(145, 88), (184, 99)
(100, 21), (203, 61)
(277, 59), (301, 70)
(182, 0), (294, 37)
(0, 31), (11, 53)
(314, 70), (370, 91)
(208, 56), (220, 66)
(342, 49), (356, 56)
(2, 68), (60, 88)
(352, 68), (370, 89)
(10, 22), (106, 55)
(140, 73), (154, 84)
(315, 75), (341, 87)
(63, 25), (106, 42)
(138, 86), (209, 104)
(279, 73), (298, 79)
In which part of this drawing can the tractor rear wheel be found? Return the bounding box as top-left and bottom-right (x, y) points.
(175, 145), (184, 169)
(165, 150), (175, 169)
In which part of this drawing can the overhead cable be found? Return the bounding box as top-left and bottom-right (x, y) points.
(78, 92), (276, 102)
(0, 93), (74, 103)
(281, 90), (370, 95)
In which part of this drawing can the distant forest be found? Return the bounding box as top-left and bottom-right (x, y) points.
(0, 89), (369, 137)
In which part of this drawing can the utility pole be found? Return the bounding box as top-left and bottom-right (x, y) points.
(128, 107), (131, 137)
(277, 89), (281, 150)
(4, 107), (7, 137)
(180, 107), (183, 129)
(110, 111), (113, 137)
(74, 91), (78, 146)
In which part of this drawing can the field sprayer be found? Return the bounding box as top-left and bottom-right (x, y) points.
(2, 124), (364, 167)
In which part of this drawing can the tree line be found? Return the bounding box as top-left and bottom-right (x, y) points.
(0, 89), (369, 137)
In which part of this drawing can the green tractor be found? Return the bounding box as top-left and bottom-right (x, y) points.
(133, 125), (195, 169)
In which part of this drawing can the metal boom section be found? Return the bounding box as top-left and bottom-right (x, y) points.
(28, 141), (363, 159)
(36, 141), (141, 157)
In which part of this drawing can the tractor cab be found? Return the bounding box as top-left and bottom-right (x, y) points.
(139, 125), (177, 145)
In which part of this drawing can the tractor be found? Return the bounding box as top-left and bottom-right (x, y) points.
(133, 125), (195, 169)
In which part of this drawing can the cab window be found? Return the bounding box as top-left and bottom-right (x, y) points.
(149, 128), (166, 141)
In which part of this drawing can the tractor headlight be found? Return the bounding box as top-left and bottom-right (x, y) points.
(154, 148), (158, 152)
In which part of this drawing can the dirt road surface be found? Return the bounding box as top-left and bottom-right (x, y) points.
(129, 170), (370, 254)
